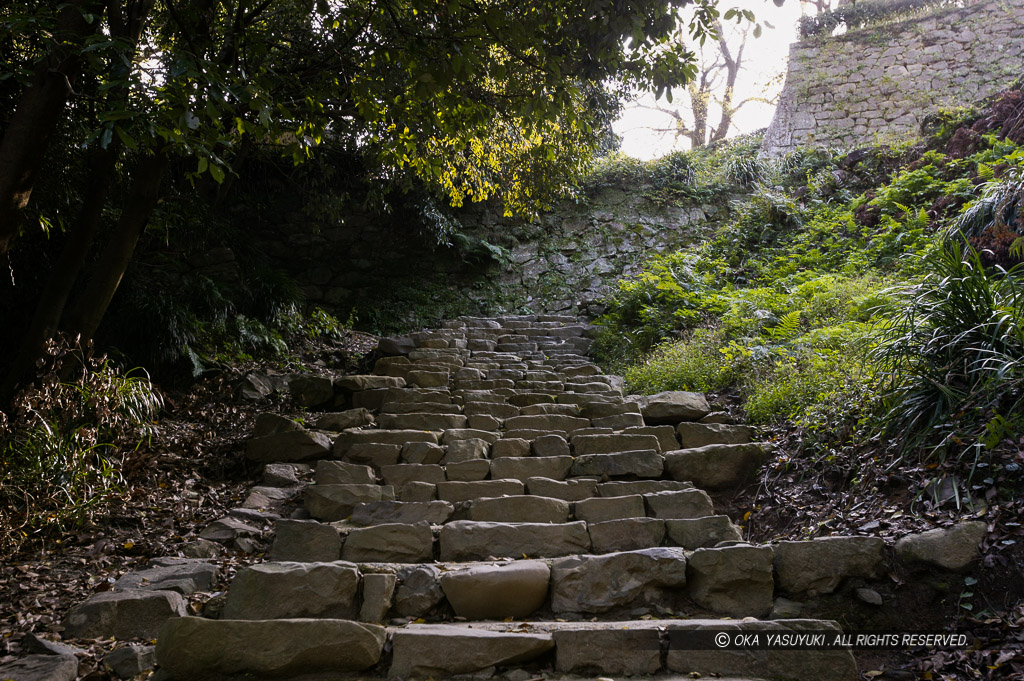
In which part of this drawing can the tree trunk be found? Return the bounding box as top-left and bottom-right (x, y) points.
(62, 152), (170, 343)
(0, 0), (102, 256)
(688, 82), (709, 149)
(0, 145), (121, 401)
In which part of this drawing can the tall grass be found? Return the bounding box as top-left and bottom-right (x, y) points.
(0, 339), (162, 551)
(873, 239), (1024, 455)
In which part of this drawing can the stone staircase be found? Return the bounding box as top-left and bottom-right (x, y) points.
(154, 315), (861, 680)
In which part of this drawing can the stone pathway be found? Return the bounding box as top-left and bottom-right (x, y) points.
(29, 315), (987, 680)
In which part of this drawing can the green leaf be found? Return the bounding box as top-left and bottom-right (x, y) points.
(209, 164), (225, 184)
(114, 126), (138, 150)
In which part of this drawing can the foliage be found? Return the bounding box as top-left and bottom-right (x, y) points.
(594, 99), (1024, 450)
(873, 239), (1024, 455)
(798, 0), (954, 38)
(0, 339), (162, 551)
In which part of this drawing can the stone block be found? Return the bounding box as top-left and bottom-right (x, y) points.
(589, 518), (666, 553)
(350, 500), (454, 526)
(437, 479), (524, 503)
(571, 433), (662, 455)
(156, 617), (385, 677)
(223, 561), (359, 619)
(315, 460), (375, 485)
(304, 484), (392, 521)
(246, 430), (332, 463)
(774, 536), (886, 595)
(469, 495), (571, 523)
(439, 520), (591, 560)
(895, 521), (987, 571)
(527, 477), (599, 501)
(644, 489), (715, 519)
(686, 545), (774, 617)
(491, 438), (531, 458)
(64, 589), (187, 639)
(389, 625), (553, 678)
(554, 628), (661, 674)
(341, 522), (434, 562)
(491, 456), (573, 482)
(359, 572), (396, 623)
(573, 495), (645, 523)
(665, 516), (742, 549)
(551, 547), (688, 613)
(570, 450), (664, 478)
(664, 443), (767, 490)
(639, 391), (711, 424)
(268, 519), (341, 561)
(440, 561), (550, 619)
(676, 422), (754, 448)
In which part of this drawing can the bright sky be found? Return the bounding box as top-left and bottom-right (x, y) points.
(615, 1), (806, 159)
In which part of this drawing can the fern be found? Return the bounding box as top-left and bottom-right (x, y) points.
(768, 310), (802, 342)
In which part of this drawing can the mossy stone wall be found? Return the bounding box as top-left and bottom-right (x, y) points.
(254, 189), (716, 333)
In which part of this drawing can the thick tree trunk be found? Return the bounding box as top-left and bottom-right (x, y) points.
(0, 145), (121, 401)
(0, 0), (102, 256)
(62, 153), (170, 343)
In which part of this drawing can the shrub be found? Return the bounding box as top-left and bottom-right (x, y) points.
(872, 239), (1024, 454)
(0, 339), (162, 551)
(624, 329), (743, 394)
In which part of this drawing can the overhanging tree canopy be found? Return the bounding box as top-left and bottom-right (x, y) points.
(0, 0), (736, 396)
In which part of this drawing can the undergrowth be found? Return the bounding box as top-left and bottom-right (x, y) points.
(0, 339), (163, 552)
(593, 87), (1024, 466)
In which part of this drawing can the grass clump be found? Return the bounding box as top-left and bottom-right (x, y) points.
(0, 339), (163, 552)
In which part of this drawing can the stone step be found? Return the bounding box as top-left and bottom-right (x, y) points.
(156, 618), (386, 678)
(227, 535), (806, 625)
(387, 619), (857, 680)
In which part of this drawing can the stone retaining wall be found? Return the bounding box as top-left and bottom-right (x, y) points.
(762, 0), (1024, 155)
(248, 189), (715, 331)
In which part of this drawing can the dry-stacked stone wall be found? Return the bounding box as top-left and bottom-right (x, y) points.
(762, 0), (1024, 155)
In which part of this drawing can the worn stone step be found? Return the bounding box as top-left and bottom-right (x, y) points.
(223, 562), (359, 620)
(380, 401), (462, 415)
(468, 495), (572, 523)
(644, 489), (716, 519)
(342, 522), (434, 562)
(439, 520), (591, 560)
(664, 443), (769, 490)
(490, 455), (573, 481)
(676, 422), (755, 448)
(526, 476), (599, 501)
(573, 494), (646, 523)
(389, 624), (553, 679)
(572, 433), (662, 455)
(570, 450), (664, 478)
(156, 618), (386, 678)
(519, 403), (580, 416)
(380, 463), (446, 489)
(436, 479), (525, 502)
(335, 429), (439, 456)
(597, 479), (693, 496)
(503, 427), (569, 441)
(377, 413), (468, 430)
(589, 517), (665, 553)
(305, 484), (395, 521)
(503, 413), (591, 432)
(350, 500), (454, 526)
(439, 560), (551, 619)
(315, 460), (375, 486)
(665, 515), (744, 548)
(386, 619), (856, 681)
